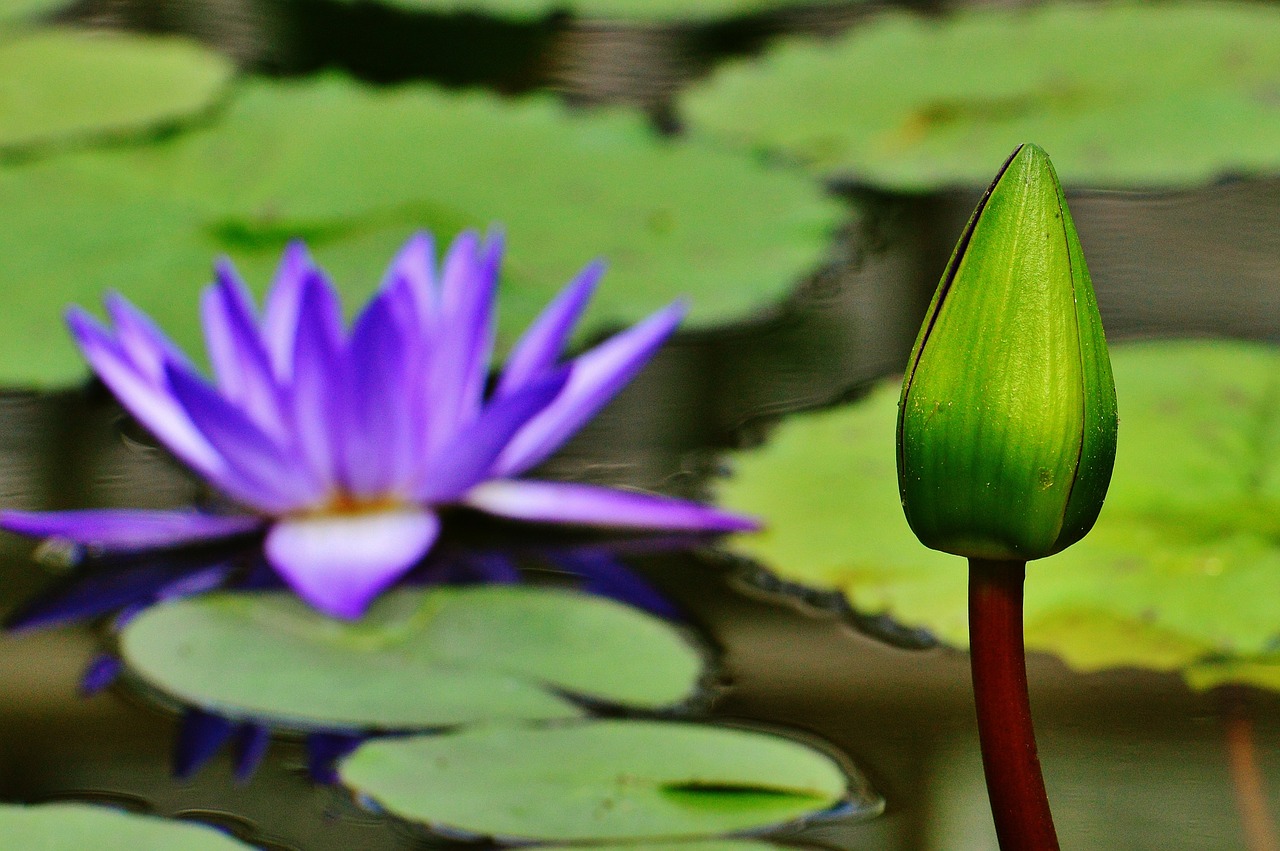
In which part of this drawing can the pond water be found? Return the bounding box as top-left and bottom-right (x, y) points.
(3, 1), (1280, 849)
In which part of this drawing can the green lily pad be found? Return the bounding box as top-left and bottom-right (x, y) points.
(321, 0), (854, 22)
(717, 339), (1280, 690)
(0, 0), (72, 28)
(0, 803), (250, 849)
(0, 29), (233, 155)
(120, 586), (704, 729)
(340, 720), (869, 841)
(0, 74), (842, 387)
(682, 2), (1280, 189)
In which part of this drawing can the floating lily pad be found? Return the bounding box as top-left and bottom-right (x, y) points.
(682, 2), (1280, 189)
(0, 803), (249, 849)
(718, 339), (1280, 690)
(0, 29), (233, 156)
(120, 586), (704, 729)
(340, 720), (868, 841)
(322, 0), (854, 23)
(0, 0), (72, 28)
(0, 74), (841, 387)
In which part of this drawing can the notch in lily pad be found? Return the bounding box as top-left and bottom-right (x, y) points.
(897, 144), (1116, 849)
(339, 719), (879, 842)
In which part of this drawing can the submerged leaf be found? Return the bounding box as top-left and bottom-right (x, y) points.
(683, 2), (1280, 189)
(0, 803), (250, 849)
(719, 340), (1280, 690)
(0, 75), (841, 387)
(120, 586), (704, 729)
(340, 719), (871, 841)
(0, 29), (233, 155)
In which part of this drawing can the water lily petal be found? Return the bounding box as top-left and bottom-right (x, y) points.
(174, 708), (235, 778)
(0, 508), (263, 550)
(67, 307), (222, 475)
(262, 240), (315, 380)
(423, 230), (498, 451)
(104, 292), (195, 379)
(234, 724), (272, 782)
(382, 231), (438, 330)
(495, 301), (685, 477)
(495, 260), (602, 397)
(202, 260), (287, 436)
(264, 507), (440, 619)
(165, 362), (323, 513)
(415, 368), (568, 503)
(340, 291), (416, 497)
(463, 480), (760, 532)
(287, 271), (345, 490)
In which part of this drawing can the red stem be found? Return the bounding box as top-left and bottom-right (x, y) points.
(1220, 685), (1280, 851)
(969, 557), (1061, 851)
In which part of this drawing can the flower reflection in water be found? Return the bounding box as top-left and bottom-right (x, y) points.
(6, 536), (699, 782)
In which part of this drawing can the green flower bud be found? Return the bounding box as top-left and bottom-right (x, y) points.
(897, 143), (1117, 561)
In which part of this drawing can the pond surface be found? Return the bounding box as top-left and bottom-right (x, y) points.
(3, 1), (1280, 849)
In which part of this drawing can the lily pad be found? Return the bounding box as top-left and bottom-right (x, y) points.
(320, 0), (854, 23)
(120, 586), (704, 729)
(0, 74), (842, 387)
(717, 339), (1280, 691)
(0, 803), (249, 849)
(340, 719), (868, 841)
(0, 29), (233, 155)
(0, 0), (72, 28)
(682, 2), (1280, 189)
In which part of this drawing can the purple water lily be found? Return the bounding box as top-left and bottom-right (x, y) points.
(0, 230), (757, 618)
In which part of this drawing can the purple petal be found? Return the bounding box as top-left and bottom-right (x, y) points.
(306, 732), (364, 784)
(80, 654), (123, 696)
(201, 262), (287, 437)
(0, 509), (263, 551)
(338, 292), (416, 498)
(552, 549), (682, 621)
(263, 241), (315, 379)
(263, 507), (440, 619)
(174, 709), (235, 778)
(67, 307), (222, 475)
(234, 724), (272, 782)
(104, 293), (195, 378)
(381, 232), (438, 327)
(286, 273), (345, 489)
(463, 480), (760, 533)
(415, 368), (568, 503)
(5, 563), (182, 632)
(421, 231), (498, 452)
(494, 301), (685, 477)
(166, 362), (324, 513)
(495, 261), (602, 398)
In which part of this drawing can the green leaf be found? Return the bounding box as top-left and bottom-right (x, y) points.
(0, 75), (842, 387)
(120, 586), (704, 729)
(0, 803), (250, 849)
(682, 2), (1280, 189)
(0, 0), (72, 29)
(310, 0), (855, 23)
(717, 339), (1280, 691)
(340, 719), (871, 841)
(0, 29), (233, 155)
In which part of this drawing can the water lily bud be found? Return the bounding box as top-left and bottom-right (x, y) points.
(897, 143), (1117, 561)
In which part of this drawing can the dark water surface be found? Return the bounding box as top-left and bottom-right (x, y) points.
(5, 1), (1280, 849)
